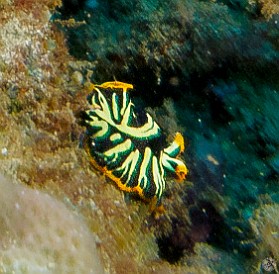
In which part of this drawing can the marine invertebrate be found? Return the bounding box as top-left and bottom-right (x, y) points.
(82, 81), (187, 204)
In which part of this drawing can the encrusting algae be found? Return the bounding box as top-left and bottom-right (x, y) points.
(82, 81), (188, 205)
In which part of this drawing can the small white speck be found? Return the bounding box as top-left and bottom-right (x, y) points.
(275, 20), (277, 24)
(15, 203), (20, 210)
(1, 147), (8, 156)
(198, 118), (202, 123)
(114, 200), (121, 207)
(223, 174), (226, 178)
(94, 235), (102, 245)
(89, 199), (98, 210)
(47, 262), (55, 269)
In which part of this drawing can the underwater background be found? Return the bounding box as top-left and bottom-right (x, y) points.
(0, 0), (278, 273)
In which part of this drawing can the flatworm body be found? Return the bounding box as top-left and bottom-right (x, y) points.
(83, 81), (188, 204)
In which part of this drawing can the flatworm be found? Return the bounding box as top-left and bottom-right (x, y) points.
(83, 81), (188, 204)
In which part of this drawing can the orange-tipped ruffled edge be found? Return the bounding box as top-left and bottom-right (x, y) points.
(174, 132), (185, 154)
(95, 81), (134, 92)
(173, 132), (188, 181)
(85, 81), (134, 93)
(175, 164), (188, 182)
(83, 136), (157, 203)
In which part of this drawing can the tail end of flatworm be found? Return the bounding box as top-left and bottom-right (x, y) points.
(175, 162), (188, 182)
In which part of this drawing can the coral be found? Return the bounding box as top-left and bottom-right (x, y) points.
(0, 174), (104, 273)
(219, 77), (279, 212)
(183, 243), (248, 274)
(0, 3), (190, 272)
(259, 0), (279, 18)
(61, 0), (278, 106)
(249, 0), (279, 19)
(1, 0), (278, 272)
(0, 0), (13, 8)
(250, 203), (279, 259)
(57, 0), (279, 272)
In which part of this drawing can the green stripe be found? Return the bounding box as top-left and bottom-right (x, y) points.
(90, 91), (161, 139)
(163, 142), (180, 157)
(152, 156), (164, 198)
(115, 149), (140, 187)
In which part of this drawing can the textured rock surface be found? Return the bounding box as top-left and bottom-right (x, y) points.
(0, 0), (278, 273)
(0, 174), (104, 274)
